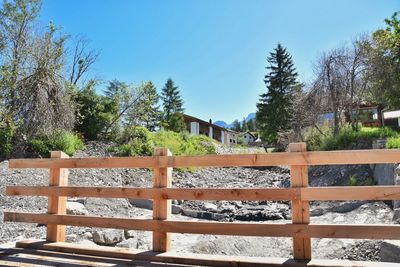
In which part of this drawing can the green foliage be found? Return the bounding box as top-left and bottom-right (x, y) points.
(307, 126), (399, 151)
(74, 80), (119, 140)
(0, 118), (16, 157)
(116, 127), (216, 157)
(349, 175), (358, 186)
(160, 79), (185, 132)
(28, 130), (84, 156)
(127, 81), (160, 131)
(386, 136), (400, 148)
(256, 43), (298, 144)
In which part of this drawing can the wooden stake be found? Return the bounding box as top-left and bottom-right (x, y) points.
(152, 148), (172, 252)
(289, 143), (311, 260)
(47, 151), (69, 242)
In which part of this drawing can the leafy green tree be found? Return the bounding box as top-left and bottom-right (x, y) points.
(231, 120), (241, 132)
(160, 78), (185, 132)
(127, 81), (160, 131)
(256, 43), (298, 144)
(366, 11), (400, 108)
(74, 80), (118, 140)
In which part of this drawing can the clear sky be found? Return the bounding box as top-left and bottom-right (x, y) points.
(39, 0), (399, 123)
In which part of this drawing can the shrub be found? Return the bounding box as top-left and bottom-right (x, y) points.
(116, 128), (216, 156)
(387, 137), (400, 149)
(0, 120), (16, 158)
(349, 175), (358, 186)
(117, 126), (153, 156)
(28, 130), (85, 156)
(307, 125), (399, 151)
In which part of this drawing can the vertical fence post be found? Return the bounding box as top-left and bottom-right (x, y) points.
(47, 151), (69, 242)
(289, 143), (311, 260)
(152, 147), (172, 252)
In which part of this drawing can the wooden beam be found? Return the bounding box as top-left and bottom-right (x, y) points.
(6, 212), (400, 240)
(290, 143), (311, 260)
(301, 186), (400, 200)
(6, 186), (300, 201)
(46, 151), (69, 243)
(9, 156), (158, 169)
(152, 148), (172, 252)
(9, 149), (400, 169)
(16, 240), (400, 267)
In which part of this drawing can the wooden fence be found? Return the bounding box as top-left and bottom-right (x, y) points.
(4, 143), (400, 266)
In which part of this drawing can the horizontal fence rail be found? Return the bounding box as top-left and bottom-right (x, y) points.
(4, 143), (400, 266)
(9, 149), (400, 169)
(6, 185), (400, 201)
(5, 212), (400, 240)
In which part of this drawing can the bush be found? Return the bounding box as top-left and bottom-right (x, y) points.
(28, 130), (85, 156)
(0, 120), (16, 158)
(115, 127), (216, 156)
(307, 125), (400, 151)
(387, 137), (400, 149)
(117, 126), (153, 156)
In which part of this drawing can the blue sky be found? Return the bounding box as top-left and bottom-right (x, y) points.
(40, 0), (399, 123)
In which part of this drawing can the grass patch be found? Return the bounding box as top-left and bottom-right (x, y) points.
(307, 125), (400, 151)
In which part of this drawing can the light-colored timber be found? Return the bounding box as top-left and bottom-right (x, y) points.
(152, 148), (172, 252)
(9, 149), (400, 169)
(12, 240), (400, 267)
(5, 212), (400, 240)
(46, 151), (69, 243)
(5, 186), (300, 200)
(289, 143), (311, 260)
(5, 144), (400, 266)
(8, 185), (400, 201)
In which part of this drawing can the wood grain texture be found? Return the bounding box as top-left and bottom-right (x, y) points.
(46, 151), (69, 242)
(15, 240), (400, 267)
(152, 148), (172, 252)
(9, 149), (400, 169)
(289, 143), (311, 260)
(6, 212), (400, 240)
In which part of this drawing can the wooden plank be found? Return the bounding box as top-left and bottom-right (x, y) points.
(152, 148), (172, 252)
(47, 151), (69, 243)
(9, 156), (158, 169)
(302, 186), (400, 200)
(289, 143), (311, 260)
(6, 212), (400, 240)
(4, 212), (156, 231)
(15, 240), (400, 267)
(6, 186), (300, 201)
(9, 149), (400, 169)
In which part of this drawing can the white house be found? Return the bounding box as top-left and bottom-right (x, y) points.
(241, 131), (256, 145)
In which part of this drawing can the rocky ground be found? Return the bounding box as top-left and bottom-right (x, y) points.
(0, 141), (396, 263)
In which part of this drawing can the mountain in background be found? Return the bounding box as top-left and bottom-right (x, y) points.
(214, 112), (255, 129)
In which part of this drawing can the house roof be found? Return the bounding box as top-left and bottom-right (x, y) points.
(183, 114), (237, 133)
(241, 131), (256, 138)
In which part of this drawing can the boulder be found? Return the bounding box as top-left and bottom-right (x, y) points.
(380, 240), (400, 262)
(66, 201), (88, 215)
(92, 230), (124, 246)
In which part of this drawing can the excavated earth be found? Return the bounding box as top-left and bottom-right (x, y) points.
(0, 142), (393, 262)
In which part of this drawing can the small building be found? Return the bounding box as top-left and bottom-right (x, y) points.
(183, 114), (238, 145)
(384, 110), (400, 129)
(241, 131), (256, 145)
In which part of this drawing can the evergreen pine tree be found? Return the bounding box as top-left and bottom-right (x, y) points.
(256, 44), (298, 144)
(241, 117), (249, 132)
(231, 120), (241, 132)
(161, 78), (185, 132)
(247, 119), (256, 132)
